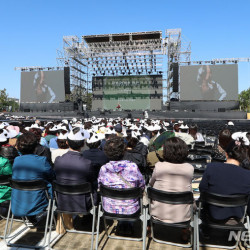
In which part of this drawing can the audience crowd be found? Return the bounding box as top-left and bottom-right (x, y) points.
(0, 116), (250, 238)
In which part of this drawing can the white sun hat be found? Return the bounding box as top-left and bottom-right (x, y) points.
(232, 132), (249, 146)
(87, 133), (103, 144)
(0, 129), (10, 142)
(68, 127), (88, 141)
(57, 132), (69, 140)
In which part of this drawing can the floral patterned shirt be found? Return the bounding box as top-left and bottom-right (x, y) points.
(98, 160), (145, 214)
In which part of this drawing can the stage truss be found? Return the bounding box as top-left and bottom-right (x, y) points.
(15, 29), (250, 106)
(58, 29), (192, 104)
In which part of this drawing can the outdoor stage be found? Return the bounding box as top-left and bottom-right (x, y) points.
(7, 109), (248, 120)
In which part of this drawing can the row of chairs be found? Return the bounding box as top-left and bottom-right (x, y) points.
(1, 177), (250, 250)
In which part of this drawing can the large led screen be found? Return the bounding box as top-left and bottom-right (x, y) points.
(92, 75), (162, 110)
(21, 70), (66, 103)
(180, 64), (238, 101)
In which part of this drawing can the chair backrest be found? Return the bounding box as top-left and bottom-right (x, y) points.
(199, 192), (249, 208)
(52, 181), (92, 195)
(100, 184), (142, 200)
(147, 187), (193, 205)
(0, 175), (12, 185)
(10, 179), (48, 191)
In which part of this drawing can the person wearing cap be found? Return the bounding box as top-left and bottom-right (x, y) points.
(49, 124), (69, 150)
(0, 129), (18, 216)
(123, 133), (147, 174)
(189, 124), (204, 142)
(51, 131), (69, 164)
(200, 133), (250, 224)
(11, 132), (55, 219)
(54, 127), (97, 226)
(82, 133), (109, 179)
(44, 123), (57, 144)
(0, 128), (19, 165)
(114, 123), (123, 137)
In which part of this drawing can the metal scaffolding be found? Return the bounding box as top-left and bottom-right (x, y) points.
(165, 29), (191, 101)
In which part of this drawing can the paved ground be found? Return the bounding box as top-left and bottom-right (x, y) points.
(0, 216), (247, 250)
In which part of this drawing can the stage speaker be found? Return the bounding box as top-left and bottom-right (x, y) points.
(64, 67), (70, 94)
(172, 63), (179, 92)
(218, 108), (226, 112)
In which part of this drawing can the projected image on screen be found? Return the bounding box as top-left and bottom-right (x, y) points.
(21, 70), (66, 103)
(93, 75), (162, 110)
(180, 64), (238, 101)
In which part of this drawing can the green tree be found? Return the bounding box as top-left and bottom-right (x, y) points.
(0, 88), (9, 111)
(238, 88), (250, 112)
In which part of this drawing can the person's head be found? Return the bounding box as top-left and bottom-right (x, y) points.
(67, 127), (85, 151)
(226, 140), (249, 169)
(86, 133), (101, 149)
(57, 131), (69, 149)
(17, 132), (38, 155)
(126, 136), (139, 149)
(104, 136), (126, 161)
(29, 128), (42, 143)
(114, 124), (122, 133)
(189, 124), (198, 139)
(173, 123), (179, 132)
(163, 137), (188, 163)
(218, 129), (232, 150)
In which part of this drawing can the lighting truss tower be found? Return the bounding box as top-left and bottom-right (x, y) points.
(166, 29), (191, 101)
(62, 36), (88, 104)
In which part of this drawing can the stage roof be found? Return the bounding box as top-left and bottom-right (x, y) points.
(83, 31), (162, 44)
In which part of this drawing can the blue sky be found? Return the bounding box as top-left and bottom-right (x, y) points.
(0, 0), (249, 99)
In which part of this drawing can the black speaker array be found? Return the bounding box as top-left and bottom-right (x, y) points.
(172, 63), (179, 92)
(64, 67), (70, 94)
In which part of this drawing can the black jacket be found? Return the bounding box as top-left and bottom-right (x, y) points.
(54, 151), (97, 213)
(82, 148), (109, 179)
(123, 142), (148, 173)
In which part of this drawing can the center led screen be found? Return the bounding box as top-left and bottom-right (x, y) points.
(93, 75), (162, 110)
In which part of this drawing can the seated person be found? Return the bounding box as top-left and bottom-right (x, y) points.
(189, 124), (204, 142)
(199, 132), (250, 224)
(123, 133), (147, 174)
(98, 136), (145, 234)
(149, 137), (194, 223)
(0, 129), (18, 216)
(51, 132), (69, 164)
(82, 133), (109, 179)
(11, 132), (55, 218)
(54, 127), (97, 214)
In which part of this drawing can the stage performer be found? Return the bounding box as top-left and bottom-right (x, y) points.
(33, 71), (56, 103)
(196, 65), (226, 101)
(116, 103), (121, 110)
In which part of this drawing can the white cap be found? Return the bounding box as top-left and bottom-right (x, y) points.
(228, 121), (234, 126)
(49, 125), (58, 132)
(232, 132), (249, 146)
(68, 127), (88, 141)
(62, 119), (68, 124)
(58, 132), (69, 140)
(0, 129), (9, 142)
(87, 133), (102, 144)
(30, 123), (44, 130)
(57, 124), (68, 132)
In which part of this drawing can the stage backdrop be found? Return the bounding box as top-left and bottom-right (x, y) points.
(180, 64), (238, 101)
(20, 69), (69, 103)
(92, 75), (162, 110)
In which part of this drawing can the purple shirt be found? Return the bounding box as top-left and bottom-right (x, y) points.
(98, 160), (145, 215)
